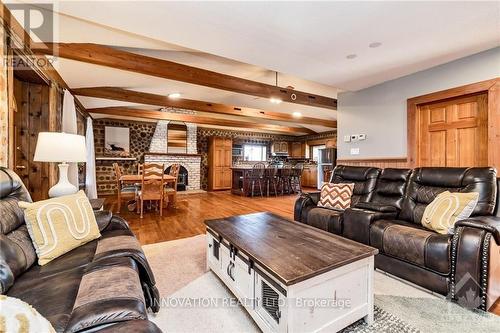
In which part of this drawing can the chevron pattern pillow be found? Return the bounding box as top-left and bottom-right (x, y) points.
(317, 183), (355, 210)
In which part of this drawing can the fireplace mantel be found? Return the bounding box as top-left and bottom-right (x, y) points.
(145, 152), (202, 157)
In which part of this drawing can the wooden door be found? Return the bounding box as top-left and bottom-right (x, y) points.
(418, 93), (488, 167)
(13, 78), (50, 201)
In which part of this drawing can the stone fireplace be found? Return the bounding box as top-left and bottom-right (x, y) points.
(144, 108), (202, 191)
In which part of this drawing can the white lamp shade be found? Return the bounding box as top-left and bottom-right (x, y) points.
(34, 132), (87, 163)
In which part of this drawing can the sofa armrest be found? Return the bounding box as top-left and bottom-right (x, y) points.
(354, 202), (398, 213)
(94, 210), (113, 232)
(94, 211), (130, 232)
(294, 192), (319, 222)
(455, 216), (500, 245)
(342, 207), (397, 245)
(450, 217), (499, 311)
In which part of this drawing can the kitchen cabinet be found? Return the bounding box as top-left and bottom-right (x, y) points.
(208, 137), (232, 190)
(271, 141), (289, 155)
(290, 142), (306, 158)
(301, 165), (318, 188)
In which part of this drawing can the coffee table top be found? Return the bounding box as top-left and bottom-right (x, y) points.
(205, 212), (378, 286)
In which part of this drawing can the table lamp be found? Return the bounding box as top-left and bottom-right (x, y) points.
(34, 132), (87, 198)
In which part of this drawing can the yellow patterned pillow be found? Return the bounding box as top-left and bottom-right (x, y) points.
(421, 191), (479, 234)
(19, 191), (101, 265)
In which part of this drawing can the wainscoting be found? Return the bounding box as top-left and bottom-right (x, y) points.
(337, 157), (408, 169)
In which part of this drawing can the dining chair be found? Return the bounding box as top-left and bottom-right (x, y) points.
(113, 163), (138, 213)
(137, 163), (165, 218)
(164, 163), (180, 207)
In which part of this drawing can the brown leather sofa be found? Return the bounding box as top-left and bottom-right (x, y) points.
(0, 167), (162, 332)
(295, 165), (500, 311)
(294, 165), (380, 234)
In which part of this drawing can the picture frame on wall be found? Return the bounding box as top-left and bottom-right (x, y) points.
(104, 126), (130, 157)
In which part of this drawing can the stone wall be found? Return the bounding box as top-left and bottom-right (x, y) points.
(94, 118), (156, 195)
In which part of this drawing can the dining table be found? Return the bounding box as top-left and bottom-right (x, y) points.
(119, 174), (177, 212)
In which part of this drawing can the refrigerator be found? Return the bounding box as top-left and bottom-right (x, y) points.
(317, 148), (337, 188)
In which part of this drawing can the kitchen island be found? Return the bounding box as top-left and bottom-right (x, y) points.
(231, 167), (257, 196)
(231, 166), (310, 196)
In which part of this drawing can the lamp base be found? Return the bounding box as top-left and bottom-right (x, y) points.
(48, 163), (78, 198)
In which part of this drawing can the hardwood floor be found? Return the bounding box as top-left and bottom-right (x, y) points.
(103, 190), (303, 245)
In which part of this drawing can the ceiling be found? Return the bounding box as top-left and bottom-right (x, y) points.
(10, 1), (499, 134)
(52, 1), (500, 91)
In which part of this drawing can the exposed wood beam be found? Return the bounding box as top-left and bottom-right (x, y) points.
(87, 107), (316, 135)
(72, 87), (337, 128)
(33, 43), (337, 110)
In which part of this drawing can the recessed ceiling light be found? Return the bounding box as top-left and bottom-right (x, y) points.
(292, 112), (302, 118)
(270, 97), (282, 104)
(168, 93), (181, 99)
(346, 54), (357, 59)
(369, 42), (382, 48)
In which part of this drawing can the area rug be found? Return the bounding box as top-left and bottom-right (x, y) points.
(143, 235), (500, 332)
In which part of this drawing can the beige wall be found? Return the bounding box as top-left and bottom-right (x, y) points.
(337, 47), (500, 160)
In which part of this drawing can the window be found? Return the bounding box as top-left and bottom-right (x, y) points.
(311, 145), (326, 162)
(243, 144), (267, 162)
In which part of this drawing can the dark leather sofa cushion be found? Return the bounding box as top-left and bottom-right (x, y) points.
(0, 168), (32, 234)
(369, 168), (412, 210)
(370, 219), (450, 274)
(330, 165), (380, 206)
(306, 208), (342, 234)
(399, 167), (497, 224)
(0, 226), (37, 293)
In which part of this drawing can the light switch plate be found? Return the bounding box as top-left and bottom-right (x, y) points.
(351, 135), (359, 142)
(350, 148), (360, 155)
(358, 134), (366, 140)
(343, 135), (351, 143)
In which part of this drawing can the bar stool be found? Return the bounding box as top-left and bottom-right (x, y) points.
(249, 162), (266, 197)
(264, 166), (279, 197)
(280, 166), (293, 195)
(291, 165), (304, 194)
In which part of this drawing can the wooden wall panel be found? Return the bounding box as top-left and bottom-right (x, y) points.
(336, 158), (408, 169)
(0, 25), (8, 167)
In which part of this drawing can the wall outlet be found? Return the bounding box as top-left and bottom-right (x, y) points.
(351, 135), (359, 142)
(350, 148), (360, 155)
(358, 134), (366, 141)
(343, 135), (351, 143)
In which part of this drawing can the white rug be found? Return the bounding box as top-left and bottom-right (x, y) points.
(143, 234), (500, 332)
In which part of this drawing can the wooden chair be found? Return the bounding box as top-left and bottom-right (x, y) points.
(137, 163), (165, 218)
(264, 166), (279, 197)
(249, 162), (266, 197)
(164, 163), (180, 207)
(113, 163), (138, 213)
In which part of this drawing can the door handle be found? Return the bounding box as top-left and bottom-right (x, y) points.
(229, 262), (235, 281)
(15, 165), (26, 170)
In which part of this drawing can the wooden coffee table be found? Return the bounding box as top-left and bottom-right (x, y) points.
(204, 212), (378, 333)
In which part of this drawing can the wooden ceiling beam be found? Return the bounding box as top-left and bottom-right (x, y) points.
(72, 87), (337, 128)
(87, 107), (317, 135)
(32, 43), (337, 110)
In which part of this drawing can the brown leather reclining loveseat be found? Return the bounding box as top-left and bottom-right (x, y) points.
(295, 165), (500, 311)
(0, 167), (162, 332)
